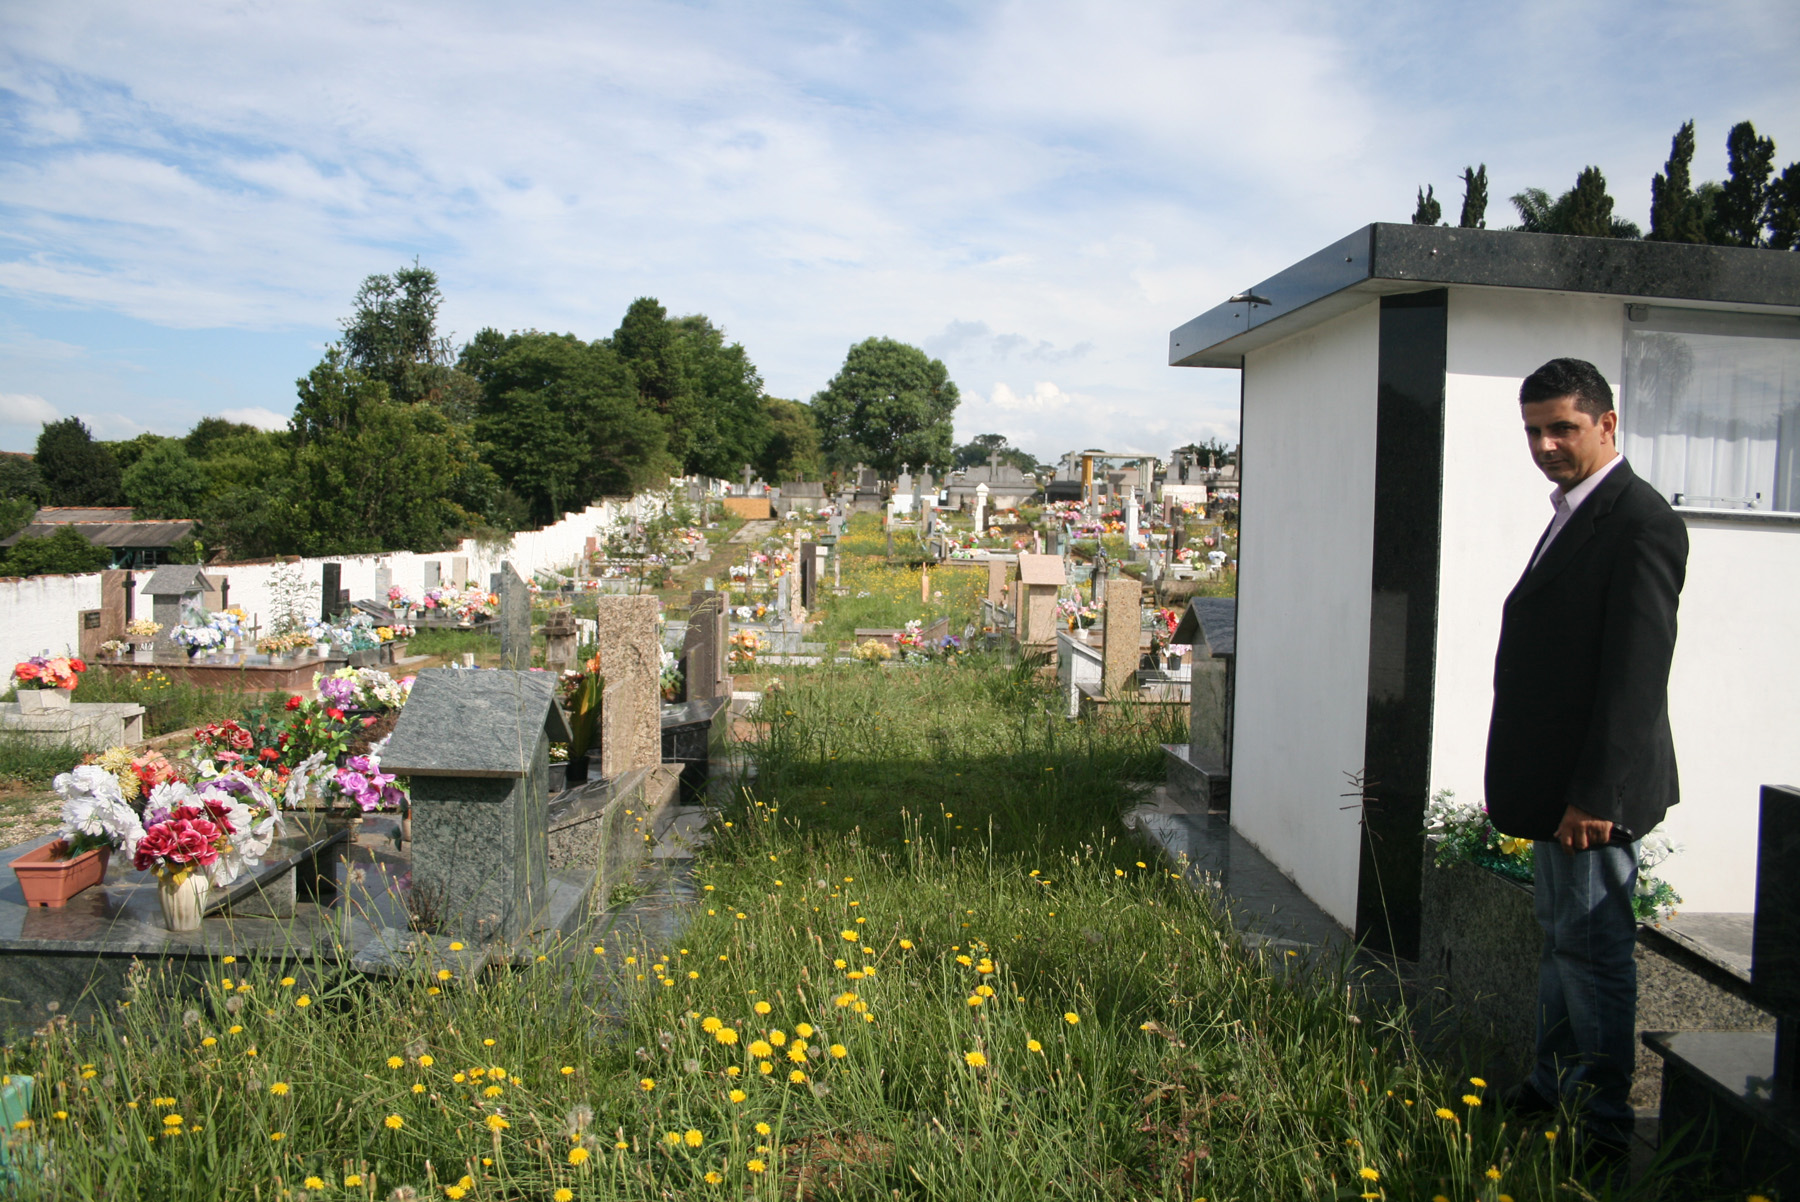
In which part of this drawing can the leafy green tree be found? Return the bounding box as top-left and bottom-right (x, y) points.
(187, 426), (296, 562)
(757, 398), (824, 482)
(466, 329), (670, 524)
(1176, 438), (1238, 469)
(0, 525), (112, 576)
(1411, 185), (1442, 225)
(611, 299), (771, 479)
(1458, 165), (1488, 229)
(122, 439), (210, 519)
(811, 338), (959, 476)
(108, 432), (169, 475)
(1648, 120), (1710, 243)
(0, 455), (47, 504)
(953, 433), (1041, 475)
(35, 417), (122, 506)
(1511, 167), (1640, 238)
(340, 263), (451, 402)
(1712, 120), (1778, 247)
(1769, 162), (1800, 250)
(183, 417), (265, 459)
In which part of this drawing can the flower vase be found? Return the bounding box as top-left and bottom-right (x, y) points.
(16, 688), (71, 713)
(158, 871), (209, 932)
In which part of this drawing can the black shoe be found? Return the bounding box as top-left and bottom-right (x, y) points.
(1499, 1082), (1557, 1118)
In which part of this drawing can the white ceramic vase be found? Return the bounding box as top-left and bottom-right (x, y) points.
(158, 871), (209, 932)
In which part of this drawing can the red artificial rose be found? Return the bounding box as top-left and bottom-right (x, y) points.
(285, 695), (302, 711)
(132, 825), (176, 871)
(171, 819), (220, 866)
(362, 716), (377, 728)
(259, 747), (281, 762)
(228, 726), (253, 750)
(326, 707), (345, 722)
(68, 658), (86, 672)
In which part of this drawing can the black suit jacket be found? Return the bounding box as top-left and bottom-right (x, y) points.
(1484, 459), (1689, 841)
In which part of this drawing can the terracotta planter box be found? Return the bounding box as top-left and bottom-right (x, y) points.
(11, 840), (112, 908)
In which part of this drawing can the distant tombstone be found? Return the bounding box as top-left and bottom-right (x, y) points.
(1102, 578), (1143, 697)
(424, 560), (442, 589)
(986, 558), (1007, 607)
(451, 557), (470, 587)
(542, 607), (578, 672)
(1125, 489), (1139, 546)
(776, 571), (791, 618)
(321, 563), (344, 620)
(592, 595), (662, 778)
(1015, 554), (1066, 646)
(381, 669), (573, 944)
(374, 564), (393, 599)
(142, 564), (217, 654)
(498, 563), (532, 670)
(800, 542), (818, 610)
(683, 592), (723, 701)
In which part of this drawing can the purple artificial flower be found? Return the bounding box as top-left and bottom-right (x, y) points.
(318, 675), (358, 708)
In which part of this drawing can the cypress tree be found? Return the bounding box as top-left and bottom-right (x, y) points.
(1713, 121), (1777, 247)
(1648, 121), (1709, 243)
(1458, 165), (1488, 229)
(1411, 185), (1442, 226)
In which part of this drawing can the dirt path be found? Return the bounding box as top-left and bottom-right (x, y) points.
(0, 783), (60, 847)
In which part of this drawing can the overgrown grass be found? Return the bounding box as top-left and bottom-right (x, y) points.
(404, 628), (502, 662)
(0, 732), (94, 787)
(71, 670), (285, 738)
(3, 577), (1692, 1199)
(808, 560), (985, 647)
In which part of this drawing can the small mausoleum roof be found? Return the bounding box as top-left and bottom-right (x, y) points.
(141, 564), (216, 596)
(382, 669), (574, 779)
(1169, 223), (1800, 370)
(1016, 553), (1066, 587)
(1172, 597), (1236, 657)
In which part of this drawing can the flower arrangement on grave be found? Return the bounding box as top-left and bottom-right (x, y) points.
(171, 621), (224, 654)
(853, 639), (894, 663)
(1056, 598), (1098, 630)
(729, 629), (765, 670)
(560, 656), (604, 769)
(374, 623), (415, 643)
(387, 585), (417, 611)
(329, 752), (408, 811)
(12, 653), (86, 691)
(99, 638), (131, 658)
(1424, 789), (1682, 923)
(133, 772), (283, 885)
(125, 618), (161, 641)
(1156, 608), (1181, 636)
(257, 631), (315, 656)
(891, 620), (926, 659)
(52, 765), (146, 858)
(89, 746), (180, 801)
(659, 647), (684, 699)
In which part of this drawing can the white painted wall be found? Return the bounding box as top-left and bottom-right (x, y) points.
(0, 494), (667, 676)
(1233, 302), (1380, 930)
(1432, 286), (1800, 912)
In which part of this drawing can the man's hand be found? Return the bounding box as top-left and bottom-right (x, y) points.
(1555, 805), (1613, 853)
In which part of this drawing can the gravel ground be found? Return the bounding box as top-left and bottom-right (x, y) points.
(0, 785), (61, 848)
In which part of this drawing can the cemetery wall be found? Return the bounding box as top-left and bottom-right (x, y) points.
(1231, 302), (1380, 930)
(0, 493), (669, 671)
(1431, 287), (1800, 913)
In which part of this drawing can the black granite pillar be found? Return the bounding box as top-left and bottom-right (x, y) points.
(1356, 289), (1447, 960)
(321, 563), (342, 621)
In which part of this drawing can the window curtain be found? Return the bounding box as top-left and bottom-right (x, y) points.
(1622, 308), (1800, 513)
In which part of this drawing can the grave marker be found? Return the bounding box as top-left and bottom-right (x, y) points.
(683, 592), (724, 701)
(986, 559), (1007, 607)
(1102, 577), (1143, 696)
(1015, 553), (1065, 646)
(592, 595), (662, 778)
(542, 607), (578, 672)
(424, 560), (442, 589)
(451, 556), (469, 587)
(381, 669), (573, 944)
(142, 565), (217, 655)
(498, 563), (531, 670)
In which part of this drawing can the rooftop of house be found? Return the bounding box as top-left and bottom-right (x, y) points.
(0, 510), (198, 549)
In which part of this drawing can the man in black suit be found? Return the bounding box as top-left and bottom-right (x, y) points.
(1484, 357), (1688, 1162)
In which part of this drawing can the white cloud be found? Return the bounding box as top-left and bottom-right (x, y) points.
(0, 392), (58, 425)
(986, 381), (1077, 413)
(219, 406), (289, 431)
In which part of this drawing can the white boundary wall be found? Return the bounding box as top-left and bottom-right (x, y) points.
(1232, 303), (1381, 930)
(1432, 287), (1800, 913)
(0, 493), (667, 668)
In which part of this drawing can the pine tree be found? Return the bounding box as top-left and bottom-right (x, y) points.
(1713, 121), (1777, 247)
(1648, 121), (1709, 243)
(1411, 185), (1442, 225)
(1457, 165), (1488, 229)
(1767, 162), (1800, 250)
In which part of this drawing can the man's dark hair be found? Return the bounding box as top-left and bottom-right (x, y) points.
(1519, 357), (1614, 417)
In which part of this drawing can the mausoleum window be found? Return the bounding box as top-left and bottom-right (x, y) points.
(1621, 305), (1800, 514)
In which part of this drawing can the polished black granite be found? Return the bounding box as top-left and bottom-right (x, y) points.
(1355, 290), (1447, 961)
(0, 818), (349, 952)
(1170, 224), (1800, 369)
(1752, 785), (1800, 1015)
(1643, 1030), (1799, 1194)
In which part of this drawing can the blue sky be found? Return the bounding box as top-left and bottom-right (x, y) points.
(2, 0), (1796, 461)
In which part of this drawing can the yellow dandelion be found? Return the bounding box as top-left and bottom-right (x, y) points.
(701, 1016), (723, 1032)
(484, 1084), (503, 1098)
(796, 1022), (814, 1038)
(294, 995), (311, 1008)
(758, 1061), (773, 1075)
(749, 1039), (772, 1058)
(747, 1159), (766, 1174)
(270, 1082), (290, 1096)
(769, 1030), (786, 1046)
(387, 1055), (404, 1069)
(1485, 1166), (1502, 1180)
(279, 976), (295, 987)
(663, 1131), (683, 1147)
(754, 1000), (772, 1015)
(560, 1065), (574, 1075)
(789, 1069), (808, 1083)
(555, 1190), (574, 1202)
(384, 1114), (404, 1129)
(445, 1186), (467, 1200)
(1469, 1076), (1487, 1088)
(715, 1027), (739, 1046)
(964, 1050), (988, 1067)
(486, 1114), (510, 1131)
(344, 1177), (363, 1188)
(1027, 1039), (1043, 1053)
(729, 1088), (747, 1103)
(703, 1172), (721, 1185)
(1359, 1167), (1379, 1181)
(200, 1037), (217, 1047)
(1463, 1094), (1482, 1107)
(1435, 1107), (1456, 1120)
(437, 969), (453, 981)
(1064, 1012), (1080, 1025)
(755, 1121), (771, 1136)
(569, 1146), (591, 1165)
(639, 1077), (656, 1091)
(684, 1128), (704, 1147)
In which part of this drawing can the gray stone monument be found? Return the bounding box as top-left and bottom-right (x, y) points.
(381, 669), (573, 944)
(451, 556), (470, 587)
(141, 565), (216, 654)
(498, 563), (531, 670)
(424, 561), (442, 589)
(592, 595), (662, 778)
(683, 592), (724, 701)
(542, 607), (578, 672)
(374, 564), (392, 599)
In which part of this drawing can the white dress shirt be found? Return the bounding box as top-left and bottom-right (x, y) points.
(1530, 453), (1624, 570)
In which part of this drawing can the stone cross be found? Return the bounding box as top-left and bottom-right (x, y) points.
(1102, 577), (1143, 697)
(381, 669), (572, 945)
(498, 563), (532, 670)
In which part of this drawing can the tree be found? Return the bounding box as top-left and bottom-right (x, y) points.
(1648, 121), (1709, 243)
(1458, 165), (1488, 229)
(757, 398), (824, 483)
(1176, 438), (1237, 469)
(0, 455), (47, 504)
(1411, 185), (1442, 226)
(1511, 167), (1640, 238)
(1712, 120), (1778, 247)
(183, 417), (265, 460)
(611, 298), (771, 479)
(466, 329), (671, 525)
(0, 525), (112, 577)
(340, 263), (451, 402)
(953, 433), (1041, 476)
(122, 440), (209, 519)
(35, 417), (122, 506)
(811, 338), (959, 476)
(108, 432), (168, 475)
(1769, 162), (1800, 250)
